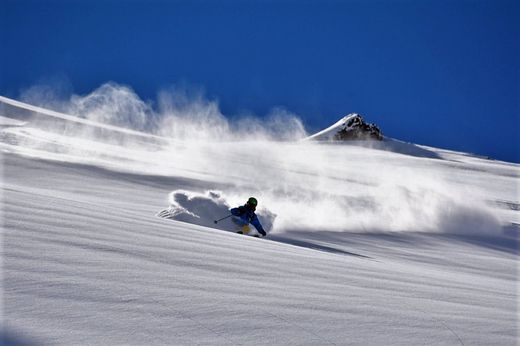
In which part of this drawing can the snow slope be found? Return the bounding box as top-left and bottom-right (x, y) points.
(1, 93), (518, 345)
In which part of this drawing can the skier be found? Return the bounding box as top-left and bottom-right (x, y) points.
(230, 197), (267, 237)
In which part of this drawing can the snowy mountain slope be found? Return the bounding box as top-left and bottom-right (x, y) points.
(3, 153), (518, 346)
(1, 96), (519, 345)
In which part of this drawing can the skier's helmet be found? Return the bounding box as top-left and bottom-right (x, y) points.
(247, 197), (258, 207)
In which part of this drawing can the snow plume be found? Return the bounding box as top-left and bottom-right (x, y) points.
(21, 82), (153, 132)
(155, 87), (230, 141)
(19, 82), (307, 141)
(230, 143), (503, 236)
(157, 190), (276, 236)
(152, 143), (503, 237)
(68, 84), (153, 132)
(156, 87), (306, 141)
(342, 168), (501, 235)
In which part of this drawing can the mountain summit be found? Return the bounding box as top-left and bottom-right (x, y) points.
(307, 113), (383, 141)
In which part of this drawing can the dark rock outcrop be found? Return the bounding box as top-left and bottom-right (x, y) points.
(333, 114), (383, 141)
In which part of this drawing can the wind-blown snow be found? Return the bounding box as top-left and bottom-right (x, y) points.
(1, 86), (518, 345)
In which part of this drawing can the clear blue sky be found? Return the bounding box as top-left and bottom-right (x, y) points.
(1, 0), (518, 162)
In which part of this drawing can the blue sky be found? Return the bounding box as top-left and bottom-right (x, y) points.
(1, 0), (518, 162)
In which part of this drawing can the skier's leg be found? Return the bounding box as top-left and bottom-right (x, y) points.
(232, 216), (250, 234)
(240, 225), (251, 234)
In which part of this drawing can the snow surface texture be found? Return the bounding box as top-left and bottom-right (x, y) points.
(1, 85), (519, 345)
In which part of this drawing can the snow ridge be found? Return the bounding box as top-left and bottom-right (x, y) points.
(0, 95), (168, 141)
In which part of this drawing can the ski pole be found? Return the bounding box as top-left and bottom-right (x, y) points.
(214, 214), (232, 224)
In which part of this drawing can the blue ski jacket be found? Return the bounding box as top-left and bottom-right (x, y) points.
(230, 205), (266, 236)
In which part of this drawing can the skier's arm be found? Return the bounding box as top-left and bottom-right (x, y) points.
(230, 206), (245, 216)
(251, 215), (267, 237)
